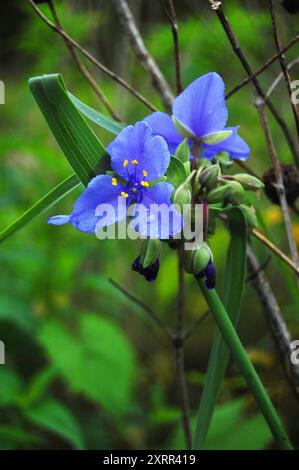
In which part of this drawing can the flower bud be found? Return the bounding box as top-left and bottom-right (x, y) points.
(199, 164), (220, 188)
(172, 183), (192, 208)
(232, 173), (264, 191)
(240, 205), (258, 228)
(192, 243), (212, 276)
(227, 181), (245, 204)
(139, 238), (161, 269)
(206, 184), (231, 203)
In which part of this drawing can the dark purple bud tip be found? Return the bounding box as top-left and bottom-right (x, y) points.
(132, 256), (160, 282)
(196, 259), (216, 290)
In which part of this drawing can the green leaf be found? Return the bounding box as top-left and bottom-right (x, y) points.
(193, 207), (248, 449)
(0, 369), (22, 407)
(0, 174), (80, 245)
(29, 74), (110, 186)
(26, 399), (85, 450)
(38, 314), (136, 415)
(166, 155), (188, 189)
(68, 92), (125, 135)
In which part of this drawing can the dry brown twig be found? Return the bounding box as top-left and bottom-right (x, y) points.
(28, 0), (158, 112)
(112, 0), (174, 111)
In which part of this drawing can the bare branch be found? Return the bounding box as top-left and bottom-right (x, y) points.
(28, 0), (158, 113)
(109, 278), (174, 342)
(112, 0), (174, 111)
(252, 228), (299, 276)
(182, 309), (210, 343)
(227, 35), (299, 99)
(255, 98), (299, 278)
(160, 0), (183, 94)
(48, 0), (122, 122)
(248, 247), (299, 402)
(212, 3), (299, 166)
(265, 57), (299, 100)
(269, 0), (299, 146)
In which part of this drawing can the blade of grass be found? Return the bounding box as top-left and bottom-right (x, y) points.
(68, 92), (125, 135)
(194, 207), (247, 449)
(29, 74), (110, 186)
(0, 174), (80, 244)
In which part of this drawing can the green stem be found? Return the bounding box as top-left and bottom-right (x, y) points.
(197, 278), (293, 450)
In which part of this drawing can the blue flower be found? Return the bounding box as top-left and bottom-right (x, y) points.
(132, 256), (160, 282)
(196, 259), (216, 290)
(144, 72), (250, 161)
(48, 122), (181, 238)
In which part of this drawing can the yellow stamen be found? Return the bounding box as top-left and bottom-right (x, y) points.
(141, 181), (149, 187)
(121, 191), (129, 198)
(111, 178), (117, 186)
(143, 170), (148, 177)
(123, 159), (128, 167)
(131, 159), (139, 165)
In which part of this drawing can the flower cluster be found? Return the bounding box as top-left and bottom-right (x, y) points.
(48, 72), (256, 288)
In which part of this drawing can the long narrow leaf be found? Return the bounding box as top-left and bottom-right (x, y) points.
(29, 74), (110, 186)
(68, 92), (125, 135)
(0, 174), (80, 244)
(193, 207), (247, 449)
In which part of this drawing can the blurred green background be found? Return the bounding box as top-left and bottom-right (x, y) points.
(1, 0), (299, 450)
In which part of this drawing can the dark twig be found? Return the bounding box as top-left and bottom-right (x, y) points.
(227, 35), (299, 99)
(175, 246), (192, 450)
(160, 0), (183, 94)
(48, 0), (122, 121)
(182, 309), (210, 343)
(212, 3), (299, 166)
(269, 0), (299, 148)
(112, 0), (174, 111)
(252, 228), (299, 276)
(255, 98), (299, 280)
(109, 278), (174, 342)
(28, 0), (158, 112)
(248, 247), (299, 402)
(265, 57), (299, 100)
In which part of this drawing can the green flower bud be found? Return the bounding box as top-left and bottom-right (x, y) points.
(198, 158), (212, 169)
(192, 243), (213, 276)
(240, 205), (258, 228)
(201, 130), (233, 145)
(232, 173), (265, 191)
(215, 151), (233, 168)
(139, 238), (161, 269)
(227, 181), (245, 204)
(199, 164), (220, 188)
(206, 184), (231, 203)
(183, 250), (194, 274)
(172, 183), (192, 207)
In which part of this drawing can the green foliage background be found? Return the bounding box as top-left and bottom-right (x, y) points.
(0, 0), (299, 449)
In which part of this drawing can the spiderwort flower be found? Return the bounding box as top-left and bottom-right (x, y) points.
(48, 122), (181, 239)
(144, 72), (250, 161)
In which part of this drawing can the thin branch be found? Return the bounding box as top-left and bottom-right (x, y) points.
(112, 0), (174, 111)
(109, 278), (174, 342)
(252, 228), (299, 276)
(255, 98), (299, 279)
(269, 0), (299, 145)
(175, 246), (192, 450)
(28, 0), (158, 113)
(265, 57), (299, 100)
(212, 3), (299, 166)
(48, 0), (121, 122)
(160, 0), (183, 94)
(182, 309), (210, 343)
(247, 246), (299, 402)
(227, 35), (299, 99)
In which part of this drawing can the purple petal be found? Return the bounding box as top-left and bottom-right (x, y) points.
(107, 121), (170, 182)
(173, 72), (228, 139)
(201, 126), (250, 160)
(49, 175), (130, 234)
(143, 112), (183, 154)
(48, 215), (70, 226)
(134, 182), (183, 239)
